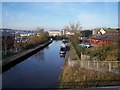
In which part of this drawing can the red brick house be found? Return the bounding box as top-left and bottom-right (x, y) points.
(88, 28), (120, 46)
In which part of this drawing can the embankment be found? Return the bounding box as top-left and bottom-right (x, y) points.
(2, 40), (52, 73)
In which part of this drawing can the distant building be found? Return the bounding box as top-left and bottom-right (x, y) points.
(61, 29), (75, 36)
(61, 29), (65, 35)
(15, 30), (36, 43)
(66, 31), (75, 35)
(48, 30), (61, 36)
(92, 28), (106, 37)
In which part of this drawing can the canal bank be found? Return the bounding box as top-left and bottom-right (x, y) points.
(2, 40), (52, 73)
(59, 42), (120, 88)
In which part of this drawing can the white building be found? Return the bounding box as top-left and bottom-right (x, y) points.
(48, 30), (61, 36)
(92, 28), (106, 35)
(66, 31), (75, 35)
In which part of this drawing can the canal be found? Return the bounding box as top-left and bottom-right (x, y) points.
(2, 41), (64, 88)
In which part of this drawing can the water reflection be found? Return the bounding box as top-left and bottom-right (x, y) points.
(32, 45), (50, 61)
(2, 41), (64, 88)
(33, 49), (44, 60)
(45, 46), (49, 49)
(60, 53), (65, 58)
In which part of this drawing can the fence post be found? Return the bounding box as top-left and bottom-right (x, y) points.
(81, 61), (83, 67)
(109, 61), (111, 72)
(97, 61), (99, 69)
(94, 60), (95, 69)
(118, 61), (120, 74)
(88, 61), (89, 69)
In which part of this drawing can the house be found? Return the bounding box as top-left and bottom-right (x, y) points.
(88, 28), (120, 45)
(48, 30), (61, 36)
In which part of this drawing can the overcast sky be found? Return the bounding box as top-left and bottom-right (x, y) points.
(2, 2), (118, 30)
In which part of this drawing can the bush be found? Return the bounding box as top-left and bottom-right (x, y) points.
(21, 32), (49, 50)
(70, 36), (82, 59)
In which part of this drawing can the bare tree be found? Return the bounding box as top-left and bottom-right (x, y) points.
(64, 21), (82, 33)
(36, 27), (44, 33)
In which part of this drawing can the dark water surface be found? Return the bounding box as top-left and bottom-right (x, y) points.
(2, 41), (64, 88)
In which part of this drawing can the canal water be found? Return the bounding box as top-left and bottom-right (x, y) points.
(2, 41), (64, 88)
